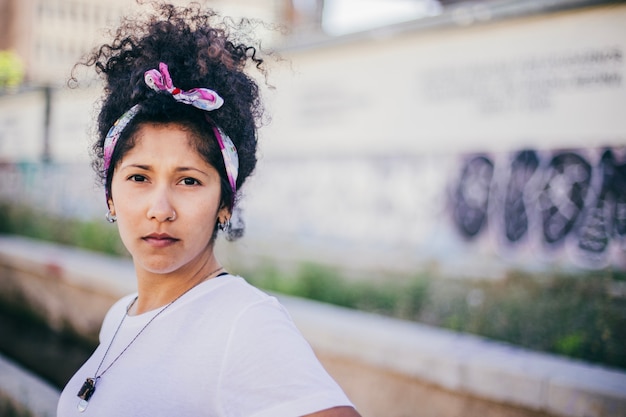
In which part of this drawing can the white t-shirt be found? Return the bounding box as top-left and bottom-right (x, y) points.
(57, 274), (353, 417)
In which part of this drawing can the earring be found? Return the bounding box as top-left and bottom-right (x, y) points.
(218, 218), (231, 232)
(105, 211), (117, 223)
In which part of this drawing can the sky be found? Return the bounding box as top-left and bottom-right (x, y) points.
(322, 0), (442, 35)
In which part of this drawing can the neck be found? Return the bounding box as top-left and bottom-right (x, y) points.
(131, 254), (224, 316)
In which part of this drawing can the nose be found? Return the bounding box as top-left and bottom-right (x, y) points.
(146, 185), (177, 222)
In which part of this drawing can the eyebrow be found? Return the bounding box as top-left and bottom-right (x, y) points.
(121, 164), (209, 176)
(121, 164), (151, 171)
(176, 166), (209, 176)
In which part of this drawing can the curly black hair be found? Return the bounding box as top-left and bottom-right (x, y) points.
(76, 2), (267, 225)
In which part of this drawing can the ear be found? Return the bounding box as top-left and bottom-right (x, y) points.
(217, 206), (230, 224)
(107, 198), (116, 215)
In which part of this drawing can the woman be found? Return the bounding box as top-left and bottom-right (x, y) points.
(57, 3), (361, 417)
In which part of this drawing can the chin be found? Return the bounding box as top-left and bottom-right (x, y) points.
(134, 259), (185, 275)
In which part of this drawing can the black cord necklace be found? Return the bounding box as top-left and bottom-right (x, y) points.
(76, 267), (225, 412)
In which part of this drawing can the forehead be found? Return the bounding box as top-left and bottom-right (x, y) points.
(126, 123), (203, 159)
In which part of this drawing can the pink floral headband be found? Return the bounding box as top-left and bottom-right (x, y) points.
(103, 62), (239, 203)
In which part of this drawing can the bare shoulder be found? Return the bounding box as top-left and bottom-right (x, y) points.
(303, 406), (362, 417)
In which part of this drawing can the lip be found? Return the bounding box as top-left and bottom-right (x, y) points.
(142, 233), (180, 248)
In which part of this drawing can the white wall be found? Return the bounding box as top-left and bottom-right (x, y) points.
(260, 5), (626, 156)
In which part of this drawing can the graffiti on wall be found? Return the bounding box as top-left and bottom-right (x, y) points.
(452, 147), (626, 267)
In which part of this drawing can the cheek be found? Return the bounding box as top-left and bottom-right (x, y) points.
(110, 193), (143, 244)
(112, 194), (140, 218)
(191, 200), (221, 230)
(113, 217), (136, 254)
(186, 204), (218, 229)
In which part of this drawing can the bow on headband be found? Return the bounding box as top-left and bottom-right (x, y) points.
(103, 62), (239, 205)
(144, 62), (224, 111)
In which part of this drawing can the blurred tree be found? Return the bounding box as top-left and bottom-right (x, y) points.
(0, 50), (24, 90)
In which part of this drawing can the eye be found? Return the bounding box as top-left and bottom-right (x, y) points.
(180, 177), (201, 186)
(128, 174), (147, 182)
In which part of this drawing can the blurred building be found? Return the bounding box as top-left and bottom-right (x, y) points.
(0, 0), (478, 87)
(0, 0), (292, 87)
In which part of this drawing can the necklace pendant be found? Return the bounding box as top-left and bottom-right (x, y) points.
(77, 377), (97, 412)
(77, 399), (89, 413)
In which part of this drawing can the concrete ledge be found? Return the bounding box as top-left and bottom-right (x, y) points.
(281, 296), (626, 417)
(1, 235), (625, 417)
(0, 353), (60, 417)
(0, 236), (135, 343)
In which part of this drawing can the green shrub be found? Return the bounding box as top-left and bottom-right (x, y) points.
(0, 202), (127, 257)
(416, 271), (626, 369)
